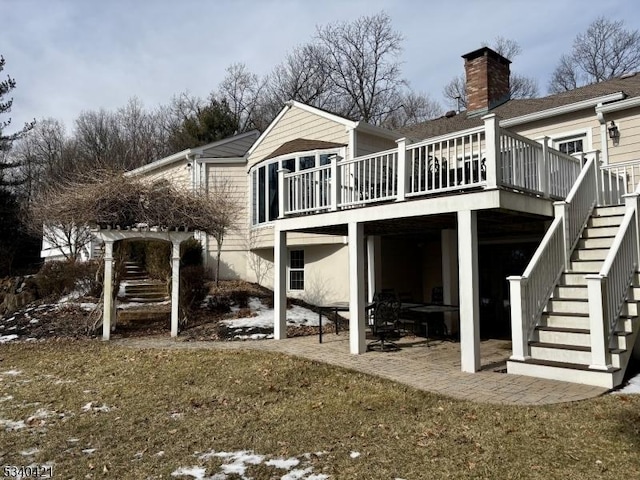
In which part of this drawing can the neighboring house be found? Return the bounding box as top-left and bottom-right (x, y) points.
(49, 47), (640, 389)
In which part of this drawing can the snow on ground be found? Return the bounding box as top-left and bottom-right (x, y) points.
(172, 449), (340, 480)
(614, 372), (640, 394)
(222, 297), (319, 330)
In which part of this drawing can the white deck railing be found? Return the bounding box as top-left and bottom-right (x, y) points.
(284, 164), (332, 214)
(406, 127), (486, 196)
(279, 115), (583, 217)
(339, 148), (398, 207)
(508, 157), (599, 360)
(587, 187), (640, 370)
(599, 159), (640, 206)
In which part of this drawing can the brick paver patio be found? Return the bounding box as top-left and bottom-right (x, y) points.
(114, 332), (608, 405)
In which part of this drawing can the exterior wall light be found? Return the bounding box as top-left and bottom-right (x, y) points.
(608, 121), (620, 141)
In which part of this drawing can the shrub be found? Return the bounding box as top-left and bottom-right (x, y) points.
(179, 265), (207, 324)
(144, 242), (171, 280)
(181, 238), (203, 267)
(36, 260), (101, 298)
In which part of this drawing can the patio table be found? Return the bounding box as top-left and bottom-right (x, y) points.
(317, 302), (374, 343)
(406, 304), (459, 339)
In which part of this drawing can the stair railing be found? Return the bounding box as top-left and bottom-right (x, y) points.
(586, 185), (640, 370)
(508, 157), (598, 361)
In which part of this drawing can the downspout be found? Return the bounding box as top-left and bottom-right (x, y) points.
(596, 105), (609, 165)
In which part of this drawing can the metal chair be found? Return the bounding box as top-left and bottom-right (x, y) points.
(367, 296), (401, 351)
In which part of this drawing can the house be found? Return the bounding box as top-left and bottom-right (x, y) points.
(78, 47), (640, 389)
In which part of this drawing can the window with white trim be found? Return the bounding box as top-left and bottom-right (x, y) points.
(554, 134), (586, 155)
(289, 249), (304, 290)
(250, 148), (342, 225)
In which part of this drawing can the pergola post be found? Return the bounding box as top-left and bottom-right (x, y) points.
(170, 240), (181, 337)
(102, 240), (114, 341)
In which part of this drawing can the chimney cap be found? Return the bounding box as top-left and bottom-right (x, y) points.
(462, 46), (512, 65)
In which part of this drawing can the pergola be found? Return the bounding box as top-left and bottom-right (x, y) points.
(93, 227), (194, 340)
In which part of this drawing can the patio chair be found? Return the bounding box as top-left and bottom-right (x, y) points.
(367, 296), (401, 352)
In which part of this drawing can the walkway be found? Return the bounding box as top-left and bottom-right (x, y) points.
(113, 333), (609, 406)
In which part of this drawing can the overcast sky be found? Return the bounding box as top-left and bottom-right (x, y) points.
(2, 0), (640, 135)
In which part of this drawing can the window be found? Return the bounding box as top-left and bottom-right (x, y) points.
(250, 148), (343, 225)
(289, 250), (304, 290)
(555, 134), (586, 155)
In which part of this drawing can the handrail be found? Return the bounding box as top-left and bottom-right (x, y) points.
(408, 125), (485, 150)
(338, 147), (398, 166)
(283, 163), (331, 178)
(508, 157), (598, 360)
(587, 188), (640, 369)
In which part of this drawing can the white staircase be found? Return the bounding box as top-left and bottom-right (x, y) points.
(508, 205), (640, 388)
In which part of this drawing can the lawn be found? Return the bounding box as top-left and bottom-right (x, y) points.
(0, 340), (639, 479)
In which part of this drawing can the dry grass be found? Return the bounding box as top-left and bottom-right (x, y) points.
(0, 340), (639, 479)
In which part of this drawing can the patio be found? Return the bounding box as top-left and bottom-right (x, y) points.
(114, 333), (608, 405)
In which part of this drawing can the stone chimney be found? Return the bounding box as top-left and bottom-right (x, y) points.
(463, 47), (511, 115)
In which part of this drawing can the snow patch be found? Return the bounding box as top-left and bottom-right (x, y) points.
(0, 418), (26, 431)
(81, 401), (111, 413)
(171, 466), (207, 479)
(0, 333), (19, 344)
(350, 451), (361, 459)
(1, 369), (22, 376)
(265, 457), (300, 470)
(614, 373), (640, 394)
(20, 448), (39, 456)
(221, 297), (319, 330)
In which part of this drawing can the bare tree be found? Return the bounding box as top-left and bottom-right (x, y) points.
(443, 36), (539, 109)
(244, 227), (273, 287)
(217, 63), (266, 132)
(549, 17), (640, 93)
(204, 178), (243, 285)
(315, 12), (405, 124)
(381, 91), (443, 129)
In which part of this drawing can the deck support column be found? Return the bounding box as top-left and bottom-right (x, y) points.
(170, 241), (181, 337)
(366, 235), (381, 303)
(274, 227), (288, 340)
(102, 240), (115, 340)
(349, 222), (366, 354)
(441, 229), (459, 335)
(457, 210), (481, 372)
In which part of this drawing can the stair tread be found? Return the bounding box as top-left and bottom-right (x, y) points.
(529, 341), (590, 352)
(509, 357), (620, 373)
(542, 312), (589, 318)
(536, 326), (590, 334)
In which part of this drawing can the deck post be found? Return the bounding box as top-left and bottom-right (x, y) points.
(441, 229), (459, 335)
(170, 241), (181, 337)
(538, 136), (550, 198)
(396, 138), (409, 202)
(102, 240), (114, 341)
(507, 276), (530, 361)
(482, 114), (499, 189)
(278, 168), (289, 218)
(274, 227), (288, 340)
(457, 210), (481, 372)
(348, 222), (366, 354)
(330, 156), (340, 211)
(586, 274), (612, 370)
(366, 235), (381, 303)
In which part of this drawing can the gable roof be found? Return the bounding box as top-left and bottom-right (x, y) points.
(401, 73), (640, 140)
(127, 130), (260, 176)
(264, 139), (346, 160)
(247, 100), (399, 158)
